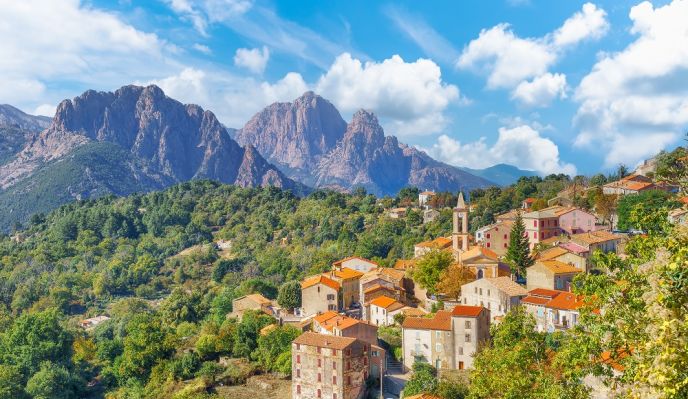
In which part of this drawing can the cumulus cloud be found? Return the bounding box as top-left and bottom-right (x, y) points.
(511, 73), (567, 107)
(315, 53), (462, 135)
(428, 125), (577, 176)
(457, 2), (607, 106)
(0, 0), (174, 110)
(234, 46), (270, 74)
(33, 104), (57, 117)
(573, 0), (688, 167)
(165, 0), (253, 35)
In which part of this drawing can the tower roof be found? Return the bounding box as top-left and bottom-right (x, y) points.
(456, 192), (466, 209)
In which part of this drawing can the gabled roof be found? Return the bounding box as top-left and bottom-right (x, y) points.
(483, 277), (528, 297)
(402, 310), (452, 331)
(369, 296), (405, 311)
(461, 245), (499, 262)
(313, 311), (339, 324)
(234, 293), (272, 306)
(333, 256), (379, 267)
(451, 305), (485, 318)
(546, 292), (584, 311)
(316, 313), (366, 332)
(571, 230), (623, 245)
(363, 284), (396, 294)
(363, 267), (405, 282)
(331, 267), (364, 280)
(394, 259), (416, 270)
(534, 260), (581, 275)
(293, 332), (357, 350)
(301, 275), (340, 291)
(521, 296), (551, 306)
(528, 288), (564, 298)
(536, 246), (570, 261)
(558, 241), (589, 255)
(415, 236), (453, 249)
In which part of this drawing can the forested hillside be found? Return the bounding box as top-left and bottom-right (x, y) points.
(0, 180), (450, 398)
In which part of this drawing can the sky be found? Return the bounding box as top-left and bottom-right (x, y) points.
(1, 0), (687, 176)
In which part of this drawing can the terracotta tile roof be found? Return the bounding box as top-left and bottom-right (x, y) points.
(362, 267), (405, 283)
(401, 307), (428, 317)
(451, 305), (485, 317)
(536, 246), (570, 261)
(301, 275), (340, 291)
(331, 267), (364, 280)
(415, 236), (453, 249)
(313, 311), (339, 324)
(528, 288), (564, 298)
(604, 174), (654, 191)
(318, 314), (364, 332)
(420, 191), (436, 196)
(540, 235), (565, 245)
(571, 230), (623, 245)
(369, 296), (404, 311)
(293, 332), (357, 350)
(394, 259), (416, 270)
(558, 241), (589, 255)
(402, 310), (452, 331)
(245, 293), (272, 306)
(484, 277), (528, 297)
(496, 209), (519, 220)
(461, 245), (499, 262)
(333, 256), (379, 267)
(521, 296), (551, 306)
(546, 292), (584, 311)
(536, 260), (581, 275)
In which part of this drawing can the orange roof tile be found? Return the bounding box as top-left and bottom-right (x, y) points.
(332, 267), (364, 280)
(536, 246), (570, 261)
(369, 296), (404, 311)
(301, 275), (340, 291)
(521, 296), (551, 306)
(318, 314), (364, 332)
(394, 259), (416, 270)
(546, 292), (584, 311)
(415, 236), (453, 249)
(451, 305), (484, 317)
(461, 245), (499, 262)
(363, 284), (396, 294)
(242, 293), (272, 305)
(536, 260), (581, 275)
(313, 311), (339, 324)
(293, 332), (357, 350)
(528, 288), (564, 298)
(402, 310), (452, 331)
(571, 230), (623, 245)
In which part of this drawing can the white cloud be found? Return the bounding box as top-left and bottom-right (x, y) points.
(384, 5), (460, 64)
(457, 2), (608, 106)
(315, 53), (461, 135)
(193, 43), (212, 54)
(428, 125), (577, 176)
(552, 2), (609, 47)
(574, 0), (688, 167)
(234, 46), (270, 74)
(33, 104), (56, 117)
(148, 68), (307, 128)
(165, 0), (253, 35)
(0, 0), (174, 110)
(511, 73), (567, 107)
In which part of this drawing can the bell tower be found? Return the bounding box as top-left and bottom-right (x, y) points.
(452, 192), (469, 255)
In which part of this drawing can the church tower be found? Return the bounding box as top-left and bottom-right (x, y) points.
(452, 192), (469, 255)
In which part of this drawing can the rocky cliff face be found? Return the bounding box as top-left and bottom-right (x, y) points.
(239, 93), (495, 195)
(0, 85), (305, 193)
(0, 104), (51, 132)
(235, 91), (346, 183)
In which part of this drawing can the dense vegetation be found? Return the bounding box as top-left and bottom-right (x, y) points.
(0, 180), (452, 398)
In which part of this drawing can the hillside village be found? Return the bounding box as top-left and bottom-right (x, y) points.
(217, 158), (688, 398)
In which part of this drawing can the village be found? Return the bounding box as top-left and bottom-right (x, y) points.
(110, 168), (679, 399)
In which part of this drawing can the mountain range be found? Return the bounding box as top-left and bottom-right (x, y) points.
(0, 85), (535, 229)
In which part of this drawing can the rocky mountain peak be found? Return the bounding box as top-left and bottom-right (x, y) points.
(344, 109), (385, 148)
(0, 105), (51, 132)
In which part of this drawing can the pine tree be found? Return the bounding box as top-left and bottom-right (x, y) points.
(505, 212), (534, 279)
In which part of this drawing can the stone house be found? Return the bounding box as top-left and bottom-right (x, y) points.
(368, 296), (406, 326)
(602, 174), (654, 195)
(312, 311), (378, 346)
(419, 191), (436, 207)
(323, 267), (364, 309)
(401, 306), (490, 371)
(360, 267), (410, 319)
(292, 332), (373, 399)
(388, 207), (408, 219)
(230, 293), (274, 319)
(521, 288), (565, 332)
(474, 220), (513, 256)
(301, 275), (341, 316)
(460, 277), (527, 322)
(333, 257), (379, 273)
(458, 246), (511, 280)
(423, 209), (440, 224)
(526, 260), (581, 292)
(570, 231), (623, 255)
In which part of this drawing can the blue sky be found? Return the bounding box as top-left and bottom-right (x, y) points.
(1, 0), (687, 176)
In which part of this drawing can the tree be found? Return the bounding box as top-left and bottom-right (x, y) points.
(0, 365), (26, 399)
(116, 315), (176, 382)
(593, 189), (617, 227)
(253, 325), (300, 372)
(25, 362), (82, 399)
(504, 212), (534, 279)
(616, 189), (676, 231)
(277, 281), (301, 311)
(232, 310), (274, 359)
(413, 250), (454, 294)
(403, 363), (439, 397)
(436, 263), (474, 299)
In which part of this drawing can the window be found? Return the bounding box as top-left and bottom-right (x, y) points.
(332, 349), (337, 356)
(465, 334), (471, 343)
(504, 243), (507, 248)
(533, 220), (537, 227)
(296, 355), (300, 364)
(318, 373), (321, 382)
(318, 286), (320, 293)
(372, 350), (379, 357)
(435, 343), (442, 352)
(332, 374), (337, 385)
(486, 233), (491, 239)
(486, 242), (491, 248)
(296, 344), (300, 350)
(318, 358), (321, 367)
(487, 289), (491, 297)
(504, 234), (507, 239)
(296, 385), (301, 395)
(465, 320), (471, 329)
(296, 369), (300, 378)
(534, 232), (538, 239)
(327, 294), (335, 300)
(333, 361), (337, 369)
(334, 394), (337, 399)
(474, 287), (477, 294)
(317, 347), (321, 354)
(317, 389), (321, 398)
(436, 331), (441, 338)
(479, 288), (482, 295)
(458, 347), (463, 355)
